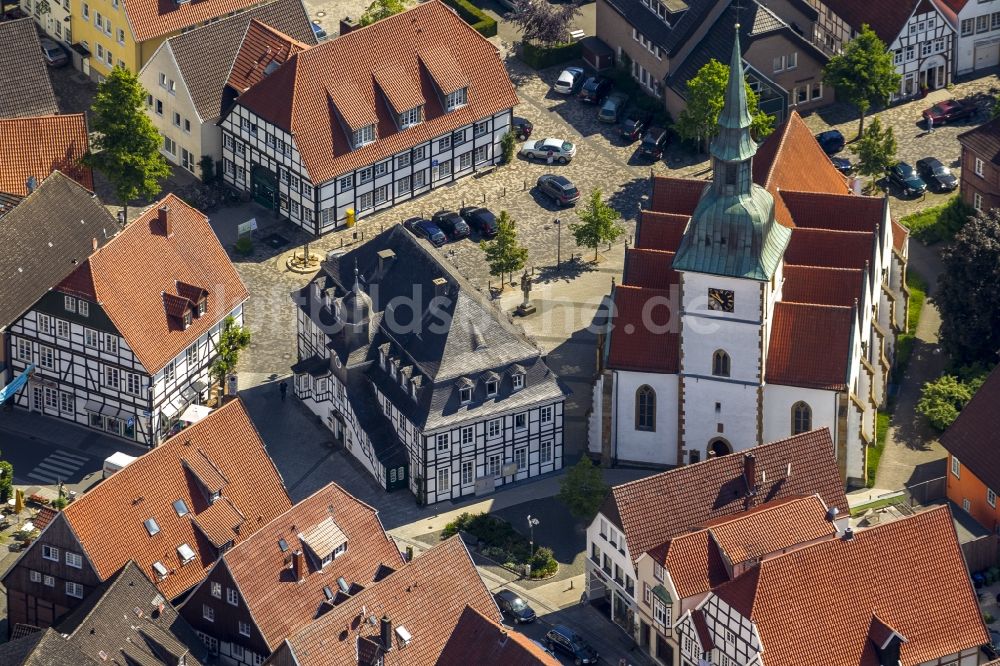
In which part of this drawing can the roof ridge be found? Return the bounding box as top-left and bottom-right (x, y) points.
(775, 301), (852, 311)
(763, 111), (796, 189)
(783, 264), (864, 273)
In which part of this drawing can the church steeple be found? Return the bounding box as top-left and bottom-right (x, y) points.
(711, 27), (758, 166)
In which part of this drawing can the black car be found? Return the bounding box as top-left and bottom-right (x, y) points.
(545, 625), (598, 664)
(459, 206), (498, 237)
(831, 156), (852, 175)
(887, 162), (928, 197)
(620, 111), (652, 142)
(916, 157), (958, 191)
(513, 117), (534, 141)
(402, 217), (447, 246)
(578, 76), (612, 104)
(536, 174), (580, 207)
(639, 126), (669, 160)
(493, 589), (536, 624)
(816, 129), (845, 155)
(431, 211), (470, 240)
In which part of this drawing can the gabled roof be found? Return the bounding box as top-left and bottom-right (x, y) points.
(0, 19), (59, 119)
(162, 0), (317, 122)
(712, 506), (988, 666)
(53, 400), (291, 600)
(598, 0), (715, 55)
(819, 0), (926, 43)
(0, 172), (117, 329)
(781, 265), (864, 307)
(783, 228), (875, 270)
(122, 0), (293, 43)
(235, 0), (519, 184)
(624, 248), (679, 289)
(224, 20), (310, 97)
(0, 115), (93, 196)
(650, 177), (707, 215)
(435, 605), (560, 665)
(778, 190), (882, 232)
(958, 114), (1000, 165)
(275, 536), (501, 666)
(600, 429), (849, 564)
(0, 628), (95, 666)
(635, 211), (689, 251)
(651, 529), (729, 600)
(766, 302), (853, 391)
(217, 482), (404, 649)
(606, 285), (679, 373)
(58, 194), (249, 373)
(941, 365), (1000, 492)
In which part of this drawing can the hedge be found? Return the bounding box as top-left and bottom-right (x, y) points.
(442, 0), (497, 38)
(519, 40), (582, 70)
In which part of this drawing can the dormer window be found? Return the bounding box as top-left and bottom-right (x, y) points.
(399, 106), (422, 129)
(486, 379), (498, 397)
(389, 363), (397, 380)
(353, 124), (375, 149)
(512, 373), (524, 391)
(197, 298), (206, 316)
(183, 311), (192, 329)
(460, 387), (472, 404)
(445, 87), (467, 111)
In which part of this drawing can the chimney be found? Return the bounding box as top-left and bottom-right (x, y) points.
(339, 16), (358, 35)
(376, 249), (395, 278)
(292, 550), (305, 582)
(743, 453), (756, 493)
(92, 237), (98, 251)
(842, 527), (854, 541)
(432, 277), (447, 300)
(826, 506), (840, 522)
(380, 615), (392, 652)
(158, 205), (172, 237)
(25, 175), (37, 194)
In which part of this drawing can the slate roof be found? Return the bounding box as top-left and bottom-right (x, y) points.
(274, 536), (501, 666)
(819, 0), (926, 43)
(600, 429), (848, 564)
(0, 19), (59, 119)
(435, 605), (560, 665)
(0, 628), (95, 666)
(0, 172), (117, 329)
(121, 0), (294, 43)
(163, 0), (317, 122)
(958, 114), (1000, 166)
(765, 302), (853, 390)
(55, 400), (291, 600)
(712, 505), (988, 666)
(940, 365), (1000, 492)
(0, 115), (93, 196)
(235, 0), (519, 185)
(600, 0), (716, 54)
(58, 194), (249, 373)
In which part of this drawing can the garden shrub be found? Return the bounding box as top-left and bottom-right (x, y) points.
(519, 41), (581, 70)
(441, 0), (497, 37)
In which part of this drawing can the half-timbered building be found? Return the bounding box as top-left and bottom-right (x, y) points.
(291, 225), (565, 504)
(5, 195), (248, 446)
(218, 0), (518, 234)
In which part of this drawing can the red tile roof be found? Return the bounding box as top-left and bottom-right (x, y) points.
(436, 606), (560, 665)
(781, 265), (865, 307)
(236, 1), (518, 185)
(624, 249), (678, 290)
(34, 507), (58, 532)
(600, 429), (848, 564)
(224, 20), (310, 96)
(606, 285), (679, 373)
(276, 537), (500, 666)
(123, 0), (274, 43)
(941, 365), (1000, 492)
(778, 190), (883, 232)
(655, 530), (729, 600)
(649, 177), (707, 215)
(891, 219), (909, 253)
(0, 115), (93, 196)
(60, 400), (291, 600)
(713, 506), (988, 666)
(217, 482), (405, 649)
(59, 195), (249, 373)
(783, 228), (875, 270)
(766, 302), (853, 391)
(705, 495), (835, 565)
(192, 496), (246, 548)
(636, 211), (689, 251)
(819, 0), (924, 43)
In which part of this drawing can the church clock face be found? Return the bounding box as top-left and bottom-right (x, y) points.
(708, 288), (735, 312)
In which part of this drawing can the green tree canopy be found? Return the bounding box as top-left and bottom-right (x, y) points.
(675, 58), (774, 152)
(849, 115), (897, 184)
(359, 0), (405, 25)
(917, 373), (987, 431)
(211, 317), (252, 395)
(822, 24), (901, 138)
(480, 211), (528, 285)
(84, 67), (171, 219)
(557, 456), (609, 522)
(936, 208), (1000, 366)
(570, 189), (625, 261)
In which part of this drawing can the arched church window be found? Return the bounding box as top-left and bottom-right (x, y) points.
(635, 385), (656, 432)
(712, 350), (731, 377)
(709, 438), (732, 457)
(792, 401), (813, 435)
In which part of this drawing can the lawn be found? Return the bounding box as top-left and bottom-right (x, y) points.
(899, 196), (974, 245)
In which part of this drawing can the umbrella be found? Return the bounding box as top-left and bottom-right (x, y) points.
(14, 488), (24, 514)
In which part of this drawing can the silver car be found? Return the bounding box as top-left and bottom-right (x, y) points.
(553, 66), (585, 95)
(520, 138), (577, 163)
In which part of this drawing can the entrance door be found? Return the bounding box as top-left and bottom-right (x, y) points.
(251, 165), (277, 209)
(655, 634), (674, 665)
(181, 148), (194, 173)
(31, 385), (43, 412)
(639, 621), (651, 649)
(976, 42), (1000, 70)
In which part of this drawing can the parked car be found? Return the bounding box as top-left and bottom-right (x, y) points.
(830, 156), (852, 175)
(536, 174), (581, 207)
(923, 99), (975, 125)
(638, 126), (669, 160)
(553, 66), (586, 95)
(310, 21), (328, 41)
(520, 137), (576, 163)
(815, 129), (845, 155)
(513, 117), (534, 141)
(40, 38), (68, 67)
(545, 625), (598, 664)
(459, 206), (498, 237)
(620, 111), (653, 142)
(430, 210), (470, 240)
(493, 589), (536, 624)
(886, 162), (927, 197)
(579, 76), (612, 104)
(402, 217), (447, 246)
(598, 92), (629, 123)
(916, 156), (958, 191)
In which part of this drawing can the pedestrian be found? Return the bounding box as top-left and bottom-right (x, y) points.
(279, 380), (288, 402)
(927, 114), (934, 133)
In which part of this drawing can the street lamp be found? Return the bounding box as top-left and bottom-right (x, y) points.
(554, 218), (562, 269)
(527, 515), (540, 558)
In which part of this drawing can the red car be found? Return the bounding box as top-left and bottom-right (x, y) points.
(922, 99), (975, 125)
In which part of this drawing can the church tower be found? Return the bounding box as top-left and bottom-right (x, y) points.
(673, 28), (790, 464)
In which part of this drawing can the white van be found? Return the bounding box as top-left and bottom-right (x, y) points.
(102, 452), (138, 479)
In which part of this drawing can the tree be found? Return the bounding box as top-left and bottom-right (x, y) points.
(675, 59), (774, 152)
(570, 189), (625, 261)
(508, 0), (581, 46)
(937, 209), (1000, 366)
(557, 457), (609, 521)
(917, 374), (982, 430)
(0, 459), (12, 504)
(849, 115), (897, 184)
(84, 67), (171, 220)
(823, 24), (901, 138)
(211, 316), (252, 396)
(359, 0), (404, 26)
(480, 211), (528, 285)
(500, 131), (516, 164)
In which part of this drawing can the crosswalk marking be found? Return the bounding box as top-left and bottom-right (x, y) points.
(23, 450), (92, 485)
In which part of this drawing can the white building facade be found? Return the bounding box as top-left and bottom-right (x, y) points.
(951, 0), (1000, 75)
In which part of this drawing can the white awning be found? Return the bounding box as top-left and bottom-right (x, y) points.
(179, 404), (212, 424)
